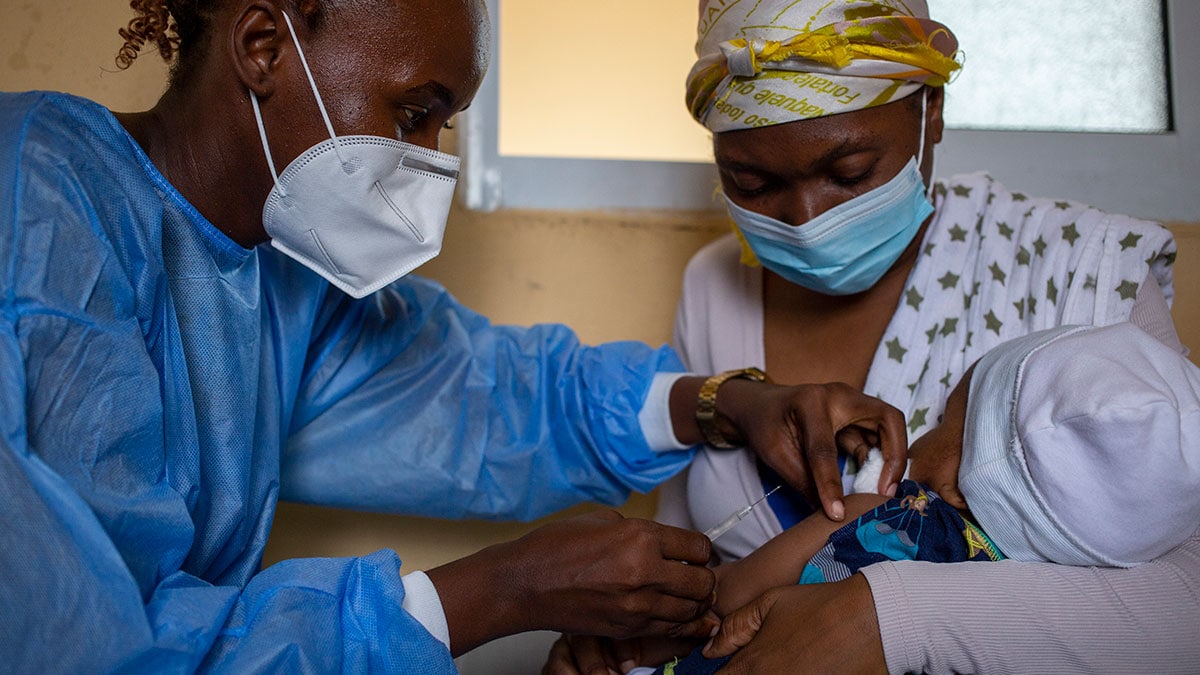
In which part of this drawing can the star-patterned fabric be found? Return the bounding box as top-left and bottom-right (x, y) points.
(663, 172), (1176, 565)
(864, 172), (1176, 441)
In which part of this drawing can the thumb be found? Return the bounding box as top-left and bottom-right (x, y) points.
(669, 609), (720, 640)
(701, 590), (779, 659)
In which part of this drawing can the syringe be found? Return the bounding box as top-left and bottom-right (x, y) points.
(703, 484), (782, 542)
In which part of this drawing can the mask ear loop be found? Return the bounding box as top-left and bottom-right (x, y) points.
(247, 10), (347, 198)
(917, 87), (935, 200)
(276, 12), (344, 163)
(917, 87), (928, 169)
(249, 90), (282, 192)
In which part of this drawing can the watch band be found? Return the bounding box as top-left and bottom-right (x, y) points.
(695, 367), (771, 449)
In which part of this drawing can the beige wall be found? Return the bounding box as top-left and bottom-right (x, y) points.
(5, 0), (1199, 576)
(1170, 225), (1200, 351)
(0, 2), (168, 111)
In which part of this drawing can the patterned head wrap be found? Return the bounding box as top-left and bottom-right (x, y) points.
(687, 0), (961, 132)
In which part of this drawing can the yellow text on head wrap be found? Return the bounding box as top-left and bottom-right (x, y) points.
(687, 15), (961, 131)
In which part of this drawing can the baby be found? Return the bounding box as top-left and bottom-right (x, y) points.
(647, 322), (1200, 674)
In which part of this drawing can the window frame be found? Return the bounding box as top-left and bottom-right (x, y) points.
(460, 0), (1198, 222)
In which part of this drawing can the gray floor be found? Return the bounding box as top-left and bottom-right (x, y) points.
(455, 630), (560, 674)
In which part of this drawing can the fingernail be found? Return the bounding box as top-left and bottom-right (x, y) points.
(886, 482), (899, 497)
(710, 623), (720, 637)
(620, 660), (636, 673)
(831, 499), (845, 521)
(702, 638), (714, 655)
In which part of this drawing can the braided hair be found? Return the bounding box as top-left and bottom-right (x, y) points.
(116, 1), (205, 70)
(115, 0), (328, 85)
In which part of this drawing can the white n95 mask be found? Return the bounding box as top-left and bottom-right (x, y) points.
(249, 12), (460, 299)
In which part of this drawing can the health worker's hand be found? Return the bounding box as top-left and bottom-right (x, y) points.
(671, 377), (908, 520)
(428, 510), (716, 656)
(702, 575), (887, 674)
(542, 631), (709, 675)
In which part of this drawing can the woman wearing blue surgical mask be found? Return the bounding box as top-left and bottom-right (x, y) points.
(549, 1), (1195, 674)
(0, 0), (914, 671)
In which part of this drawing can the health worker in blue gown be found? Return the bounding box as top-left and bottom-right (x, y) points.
(0, 0), (908, 672)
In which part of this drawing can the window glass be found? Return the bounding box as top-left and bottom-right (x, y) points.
(498, 0), (709, 162)
(928, 0), (1169, 133)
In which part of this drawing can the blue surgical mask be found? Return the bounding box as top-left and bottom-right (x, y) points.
(728, 93), (934, 296)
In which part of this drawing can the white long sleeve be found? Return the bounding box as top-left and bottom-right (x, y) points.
(1131, 269), (1187, 356)
(861, 526), (1200, 674)
(401, 571), (451, 649)
(638, 372), (692, 452)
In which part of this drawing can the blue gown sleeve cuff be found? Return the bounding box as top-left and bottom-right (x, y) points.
(637, 372), (693, 452)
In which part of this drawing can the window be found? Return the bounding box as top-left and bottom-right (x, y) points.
(930, 0), (1169, 133)
(462, 1), (1197, 221)
(497, 0), (708, 163)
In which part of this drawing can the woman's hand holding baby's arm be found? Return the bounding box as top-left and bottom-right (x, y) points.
(542, 632), (711, 675)
(704, 575), (887, 674)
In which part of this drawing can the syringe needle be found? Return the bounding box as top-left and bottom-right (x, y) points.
(704, 484), (783, 542)
(754, 483), (782, 506)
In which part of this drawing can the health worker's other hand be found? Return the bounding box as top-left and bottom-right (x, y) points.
(542, 631), (710, 675)
(703, 575), (886, 674)
(674, 377), (908, 521)
(429, 510), (716, 655)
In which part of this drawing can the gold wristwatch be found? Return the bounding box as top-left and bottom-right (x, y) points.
(695, 367), (771, 449)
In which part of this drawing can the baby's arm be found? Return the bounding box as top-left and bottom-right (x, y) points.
(714, 493), (890, 615)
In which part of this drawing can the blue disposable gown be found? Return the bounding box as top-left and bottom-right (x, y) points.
(0, 92), (694, 673)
